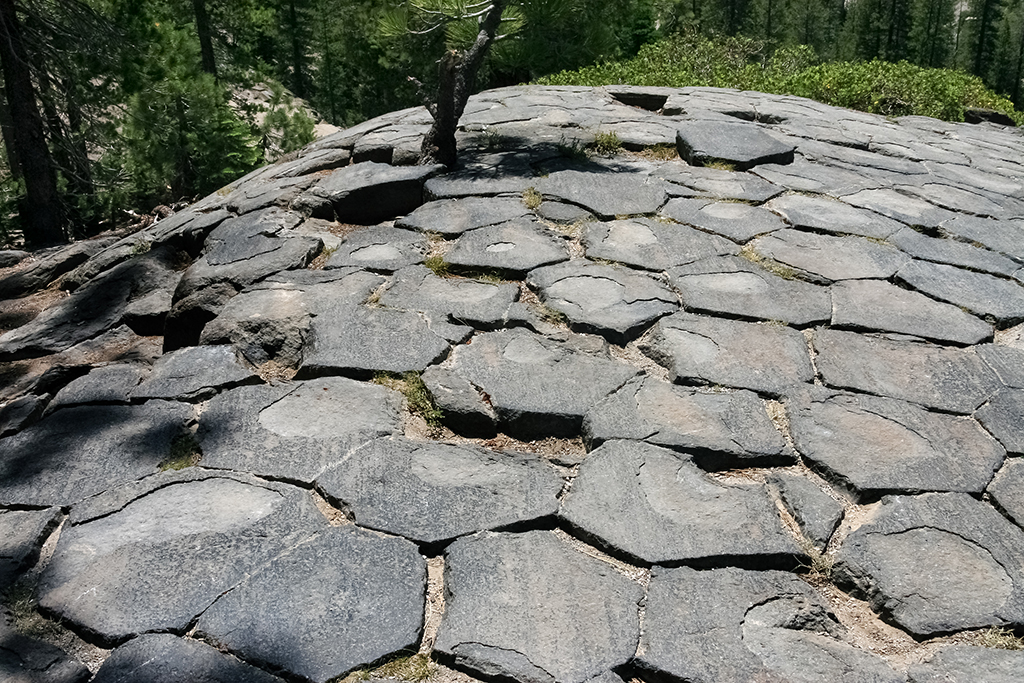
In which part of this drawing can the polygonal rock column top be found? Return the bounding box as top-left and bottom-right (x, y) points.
(0, 506), (61, 590)
(582, 217), (740, 271)
(196, 526), (426, 683)
(379, 265), (519, 328)
(38, 473), (327, 645)
(532, 168), (668, 219)
(907, 645), (1024, 683)
(435, 530), (642, 683)
(637, 566), (904, 683)
(437, 328), (638, 439)
(675, 121), (796, 170)
(324, 225), (427, 272)
(198, 377), (402, 483)
(396, 196), (531, 235)
(834, 492), (1024, 637)
(897, 259), (1024, 327)
(661, 198), (788, 243)
(297, 161), (444, 224)
(813, 329), (1003, 414)
(91, 634), (285, 683)
(316, 437), (562, 545)
(766, 193), (904, 239)
(560, 440), (799, 567)
(657, 165), (783, 203)
(748, 228), (909, 282)
(526, 260), (679, 345)
(444, 218), (570, 276)
(130, 344), (259, 401)
(988, 459), (1024, 528)
(787, 389), (1005, 500)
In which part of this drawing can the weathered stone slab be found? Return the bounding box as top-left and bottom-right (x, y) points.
(0, 394), (47, 437)
(131, 345), (258, 402)
(561, 440), (797, 566)
(583, 377), (790, 468)
(899, 182), (1006, 217)
(830, 279), (993, 345)
(0, 237), (118, 299)
(438, 328), (638, 439)
(675, 121), (796, 170)
(766, 472), (843, 551)
(445, 219), (569, 275)
(842, 188), (955, 228)
(436, 530), (642, 683)
(767, 194), (904, 239)
(749, 229), (909, 282)
(898, 260), (1024, 326)
(582, 217), (739, 271)
(536, 201), (591, 223)
(198, 377), (401, 483)
(533, 169), (667, 219)
(46, 364), (147, 411)
(0, 402), (193, 507)
(0, 507), (60, 590)
(38, 474), (326, 645)
(989, 458), (1024, 529)
(226, 176), (314, 215)
(940, 215), (1024, 262)
(325, 225), (427, 271)
(197, 527), (425, 683)
(661, 198), (787, 242)
(317, 438), (561, 544)
(201, 207), (304, 268)
(814, 329), (1002, 413)
(891, 227), (1020, 276)
(640, 312), (813, 396)
(976, 389), (1024, 455)
(423, 160), (535, 199)
(299, 304), (464, 379)
(658, 166), (783, 203)
(907, 645), (1024, 683)
(668, 256), (832, 325)
(977, 344), (1024, 388)
(91, 633), (285, 683)
(379, 265), (518, 328)
(421, 366), (497, 436)
(527, 261), (678, 344)
(834, 492), (1024, 636)
(788, 389), (1005, 500)
(396, 197), (531, 235)
(753, 158), (881, 196)
(0, 616), (90, 683)
(637, 566), (903, 683)
(272, 147), (352, 179)
(0, 249), (29, 268)
(298, 161), (443, 224)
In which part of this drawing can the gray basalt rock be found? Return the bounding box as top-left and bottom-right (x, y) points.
(380, 265), (518, 328)
(421, 366), (497, 436)
(225, 176), (314, 215)
(38, 473), (326, 645)
(989, 458), (1024, 528)
(766, 193), (904, 239)
(532, 168), (667, 219)
(766, 472), (843, 551)
(907, 645), (1024, 683)
(526, 260), (678, 344)
(0, 237), (118, 299)
(561, 440), (798, 566)
(890, 227), (1020, 276)
(0, 616), (90, 683)
(196, 527), (425, 683)
(834, 492), (1024, 636)
(325, 225), (427, 272)
(0, 507), (60, 590)
(0, 394), (48, 436)
(297, 161), (443, 224)
(976, 389), (1024, 454)
(162, 281), (241, 352)
(131, 345), (258, 402)
(637, 566), (904, 683)
(787, 388), (1005, 500)
(813, 329), (1002, 413)
(438, 328), (637, 439)
(0, 401), (193, 507)
(675, 121), (796, 170)
(396, 196), (531, 235)
(941, 215), (1024, 262)
(445, 219), (569, 276)
(830, 279), (993, 345)
(749, 229), (909, 282)
(435, 530), (642, 683)
(0, 249), (29, 268)
(841, 188), (955, 228)
(658, 165), (783, 202)
(668, 256), (832, 326)
(582, 217), (739, 271)
(535, 201), (591, 223)
(661, 198), (788, 242)
(198, 377), (401, 483)
(977, 344), (1024, 388)
(640, 311), (814, 396)
(317, 437), (562, 544)
(47, 363), (148, 412)
(91, 633), (286, 683)
(897, 259), (1024, 326)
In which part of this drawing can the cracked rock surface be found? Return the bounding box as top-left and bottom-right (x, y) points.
(2, 85), (1024, 682)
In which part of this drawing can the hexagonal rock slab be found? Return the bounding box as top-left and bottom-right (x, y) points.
(444, 219), (569, 276)
(814, 329), (1002, 414)
(907, 644), (1024, 683)
(787, 389), (1005, 500)
(0, 402), (193, 507)
(766, 472), (844, 551)
(0, 507), (60, 590)
(890, 227), (1020, 277)
(196, 527), (425, 683)
(830, 279), (993, 345)
(582, 217), (739, 271)
(435, 530), (642, 683)
(661, 198), (787, 242)
(532, 169), (667, 219)
(296, 161), (443, 224)
(941, 215), (1024, 262)
(91, 634), (285, 683)
(641, 311), (814, 396)
(976, 389), (1024, 455)
(989, 459), (1024, 528)
(526, 261), (678, 344)
(842, 188), (955, 229)
(637, 566), (903, 683)
(395, 196), (530, 235)
(379, 265), (518, 328)
(657, 166), (783, 203)
(834, 492), (1024, 637)
(317, 437), (561, 545)
(38, 473), (327, 645)
(675, 121), (796, 170)
(437, 328), (638, 439)
(583, 377), (791, 468)
(898, 259), (1024, 327)
(560, 440), (798, 567)
(130, 345), (258, 401)
(47, 363), (149, 412)
(766, 194), (904, 239)
(324, 225), (427, 271)
(198, 377), (402, 483)
(749, 229), (909, 283)
(977, 344), (1024, 389)
(668, 256), (832, 326)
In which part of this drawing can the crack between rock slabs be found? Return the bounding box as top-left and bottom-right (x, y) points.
(843, 403), (936, 448)
(452, 641), (556, 683)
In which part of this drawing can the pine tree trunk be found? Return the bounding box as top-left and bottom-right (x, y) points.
(0, 83), (21, 180)
(193, 0), (217, 77)
(288, 0), (306, 98)
(0, 0), (64, 246)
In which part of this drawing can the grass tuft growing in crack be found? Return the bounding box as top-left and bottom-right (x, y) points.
(373, 371), (444, 429)
(796, 536), (834, 584)
(977, 626), (1024, 650)
(340, 653), (433, 683)
(159, 433), (202, 471)
(423, 255), (452, 278)
(523, 187), (543, 210)
(591, 131), (623, 156)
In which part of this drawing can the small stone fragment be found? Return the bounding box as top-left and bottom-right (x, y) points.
(0, 507), (61, 590)
(767, 472), (843, 551)
(976, 389), (1024, 454)
(988, 458), (1024, 529)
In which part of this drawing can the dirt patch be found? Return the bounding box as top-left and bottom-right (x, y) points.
(0, 287), (67, 336)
